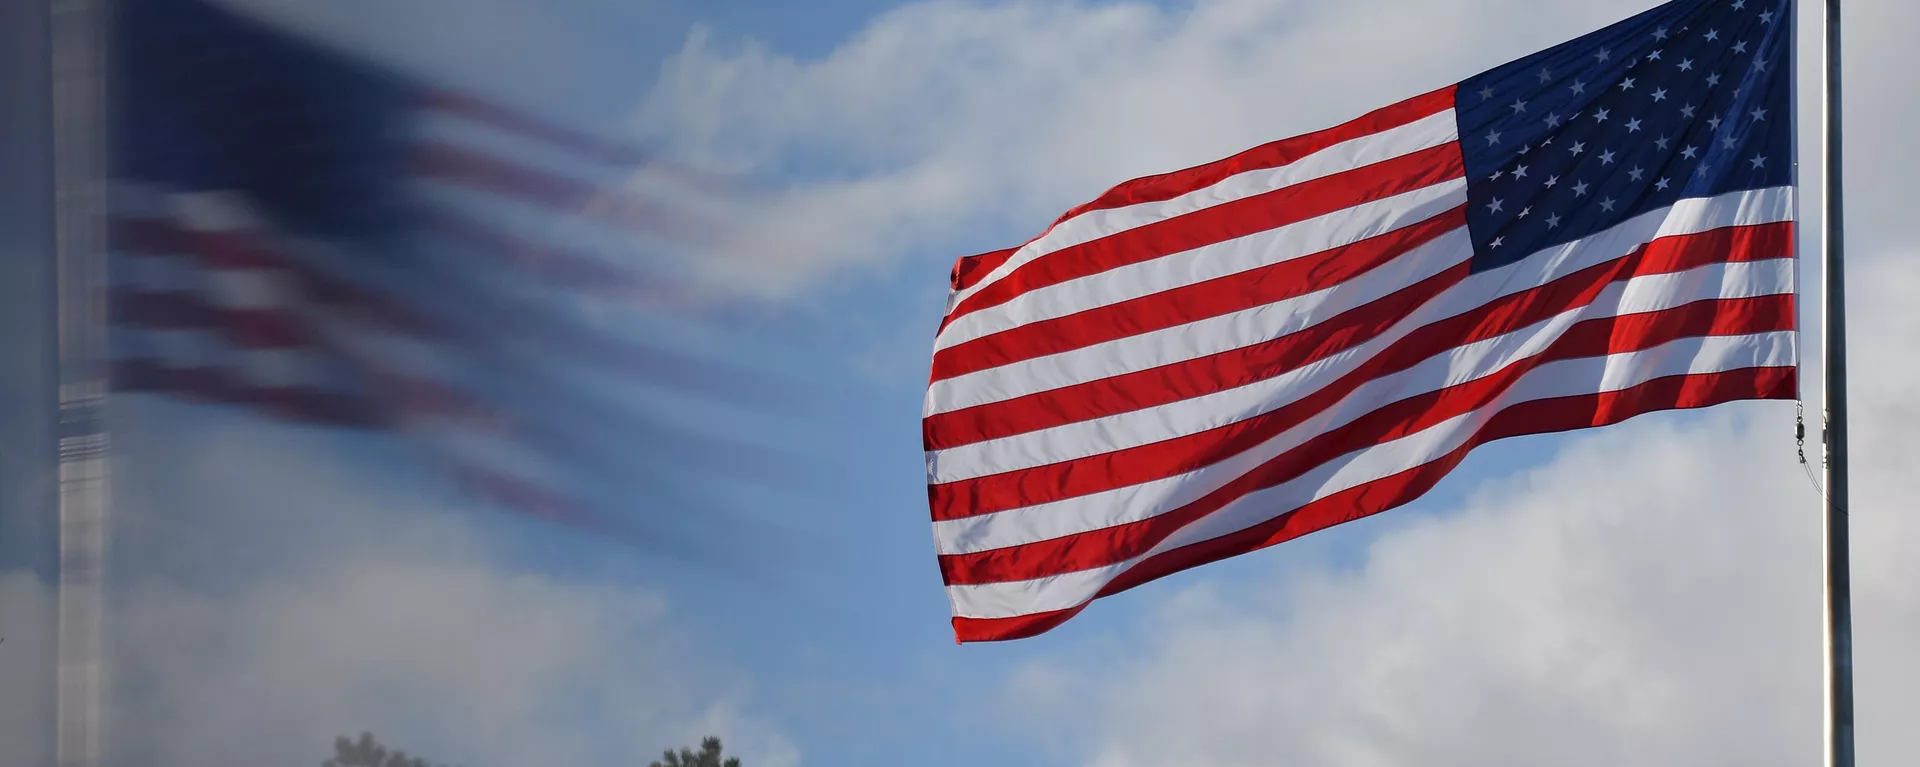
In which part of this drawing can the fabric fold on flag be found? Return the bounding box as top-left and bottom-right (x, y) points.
(926, 0), (1797, 643)
(109, 0), (793, 553)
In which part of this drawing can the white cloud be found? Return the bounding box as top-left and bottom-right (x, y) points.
(994, 252), (1920, 766)
(74, 407), (798, 767)
(0, 570), (56, 767)
(630, 0), (1920, 763)
(638, 0), (1671, 294)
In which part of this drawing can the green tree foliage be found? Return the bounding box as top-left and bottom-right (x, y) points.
(649, 737), (740, 767)
(323, 732), (462, 767)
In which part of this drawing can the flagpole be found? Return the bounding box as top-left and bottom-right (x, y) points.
(49, 0), (110, 765)
(1821, 1), (1855, 767)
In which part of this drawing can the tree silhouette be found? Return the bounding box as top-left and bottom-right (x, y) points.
(649, 736), (740, 767)
(323, 732), (461, 767)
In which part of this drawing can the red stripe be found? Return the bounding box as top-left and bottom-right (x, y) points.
(925, 259), (1470, 454)
(113, 358), (386, 428)
(928, 221), (1793, 520)
(419, 205), (688, 303)
(442, 460), (603, 529)
(419, 89), (653, 168)
(932, 205), (1466, 382)
(949, 247), (1018, 293)
(935, 87), (1455, 312)
(929, 216), (1789, 462)
(113, 289), (315, 349)
(950, 364), (1798, 642)
(411, 142), (700, 240)
(1056, 87), (1458, 222)
(942, 142), (1467, 330)
(939, 293), (1795, 586)
(114, 216), (449, 337)
(115, 217), (280, 270)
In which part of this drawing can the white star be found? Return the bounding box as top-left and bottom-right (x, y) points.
(1704, 29), (1720, 42)
(1753, 58), (1769, 72)
(1733, 40), (1750, 55)
(1596, 47), (1612, 63)
(1654, 26), (1669, 41)
(1490, 236), (1505, 249)
(1545, 113), (1564, 128)
(1490, 169), (1505, 181)
(1679, 58), (1695, 71)
(1487, 198), (1505, 214)
(1546, 213), (1562, 229)
(1619, 77), (1636, 91)
(1656, 177), (1671, 190)
(1518, 206), (1532, 219)
(1651, 87), (1669, 102)
(1518, 144), (1531, 155)
(1628, 166), (1645, 181)
(1538, 67), (1553, 83)
(1512, 164), (1530, 180)
(1599, 197), (1617, 212)
(1647, 49), (1664, 61)
(1723, 135), (1739, 150)
(1761, 10), (1776, 24)
(1751, 154), (1768, 169)
(1569, 141), (1587, 156)
(1594, 108), (1610, 123)
(1751, 107), (1768, 122)
(1511, 99), (1528, 115)
(1626, 118), (1643, 133)
(1571, 80), (1587, 96)
(1732, 0), (1747, 9)
(1544, 175), (1559, 188)
(1708, 114), (1724, 130)
(1706, 73), (1722, 87)
(1681, 145), (1699, 159)
(1486, 130), (1503, 146)
(1681, 103), (1698, 119)
(1655, 135), (1672, 150)
(1698, 163), (1712, 177)
(1573, 181), (1590, 197)
(1599, 149), (1617, 165)
(1479, 85), (1496, 101)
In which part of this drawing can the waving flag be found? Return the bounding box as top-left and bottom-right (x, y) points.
(109, 0), (766, 536)
(926, 0), (1797, 642)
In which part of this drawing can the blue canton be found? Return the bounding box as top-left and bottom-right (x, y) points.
(1457, 0), (1794, 271)
(116, 0), (414, 247)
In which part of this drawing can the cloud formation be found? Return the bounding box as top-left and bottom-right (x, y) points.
(994, 251), (1920, 766)
(638, 1), (1920, 764)
(639, 0), (1689, 294)
(72, 408), (797, 767)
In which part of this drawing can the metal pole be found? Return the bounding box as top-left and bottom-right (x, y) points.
(1821, 1), (1855, 766)
(49, 0), (109, 765)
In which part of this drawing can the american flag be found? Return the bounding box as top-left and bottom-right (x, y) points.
(926, 0), (1797, 642)
(109, 0), (768, 538)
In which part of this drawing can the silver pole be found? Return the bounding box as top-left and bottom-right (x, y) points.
(1821, 1), (1855, 767)
(49, 0), (109, 765)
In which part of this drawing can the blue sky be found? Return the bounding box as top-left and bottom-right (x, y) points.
(9, 1), (1920, 766)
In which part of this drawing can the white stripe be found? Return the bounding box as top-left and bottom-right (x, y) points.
(929, 253), (1794, 490)
(416, 111), (635, 190)
(927, 226), (1469, 418)
(942, 109), (1460, 314)
(945, 329), (1797, 618)
(931, 179), (1468, 355)
(931, 257), (1794, 555)
(169, 191), (268, 232)
(925, 186), (1793, 420)
(115, 327), (340, 389)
